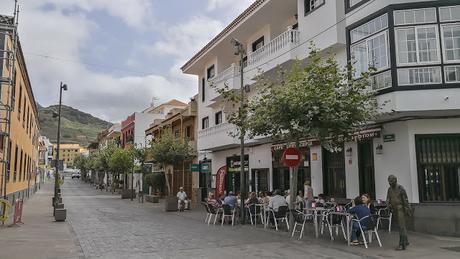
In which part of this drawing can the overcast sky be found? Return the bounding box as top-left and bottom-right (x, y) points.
(0, 0), (253, 122)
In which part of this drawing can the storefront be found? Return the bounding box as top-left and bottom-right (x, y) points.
(225, 155), (249, 193)
(271, 143), (311, 192)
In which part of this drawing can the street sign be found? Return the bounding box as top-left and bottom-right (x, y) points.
(201, 163), (211, 173)
(384, 134), (395, 142)
(191, 164), (200, 173)
(282, 147), (301, 167)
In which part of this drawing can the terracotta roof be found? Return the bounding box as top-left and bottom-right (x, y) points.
(180, 0), (266, 72)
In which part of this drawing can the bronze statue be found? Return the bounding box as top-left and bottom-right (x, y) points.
(386, 175), (411, 250)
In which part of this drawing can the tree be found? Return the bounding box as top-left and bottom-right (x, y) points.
(108, 148), (134, 189)
(149, 131), (193, 196)
(247, 46), (377, 228)
(132, 145), (149, 192)
(145, 172), (165, 195)
(74, 155), (90, 181)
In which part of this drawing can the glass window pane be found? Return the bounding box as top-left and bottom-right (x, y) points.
(367, 33), (388, 70)
(445, 65), (460, 83)
(396, 28), (417, 64)
(351, 42), (368, 78)
(371, 70), (392, 90)
(417, 27), (439, 63)
(351, 14), (388, 43)
(443, 24), (460, 62)
(398, 67), (441, 85)
(440, 6), (460, 22)
(394, 8), (436, 25)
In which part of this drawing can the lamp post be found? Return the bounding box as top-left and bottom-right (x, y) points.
(53, 82), (67, 212)
(231, 38), (247, 224)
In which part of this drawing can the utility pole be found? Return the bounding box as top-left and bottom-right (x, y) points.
(231, 38), (247, 224)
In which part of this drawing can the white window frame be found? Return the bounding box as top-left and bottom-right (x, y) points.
(397, 66), (442, 86)
(395, 25), (441, 67)
(444, 65), (460, 84)
(351, 31), (390, 77)
(440, 5), (460, 22)
(371, 70), (392, 90)
(394, 8), (437, 26)
(441, 23), (460, 64)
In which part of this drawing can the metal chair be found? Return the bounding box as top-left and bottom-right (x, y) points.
(248, 204), (264, 226)
(377, 207), (392, 232)
(207, 203), (222, 225)
(221, 204), (236, 226)
(291, 210), (312, 239)
(353, 214), (382, 249)
(270, 206), (289, 231)
(319, 209), (335, 240)
(329, 212), (347, 240)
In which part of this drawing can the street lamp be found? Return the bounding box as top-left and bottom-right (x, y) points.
(231, 38), (248, 224)
(52, 82), (67, 219)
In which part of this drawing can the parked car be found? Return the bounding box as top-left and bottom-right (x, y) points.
(71, 172), (81, 179)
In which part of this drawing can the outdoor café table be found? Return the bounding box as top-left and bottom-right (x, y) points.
(303, 207), (329, 238)
(329, 211), (353, 246)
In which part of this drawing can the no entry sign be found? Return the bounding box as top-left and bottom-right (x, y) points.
(282, 147), (301, 167)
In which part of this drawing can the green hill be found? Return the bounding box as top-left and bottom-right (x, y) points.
(38, 104), (112, 146)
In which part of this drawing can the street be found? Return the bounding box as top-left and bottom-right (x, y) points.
(63, 179), (364, 259)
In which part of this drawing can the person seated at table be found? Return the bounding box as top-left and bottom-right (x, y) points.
(315, 194), (326, 207)
(269, 189), (288, 212)
(285, 189), (291, 205)
(361, 193), (376, 214)
(223, 191), (238, 209)
(207, 193), (221, 209)
(262, 191), (271, 205)
(245, 192), (259, 206)
(347, 196), (372, 246)
(296, 190), (304, 209)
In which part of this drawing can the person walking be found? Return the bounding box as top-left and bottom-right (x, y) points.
(386, 175), (411, 250)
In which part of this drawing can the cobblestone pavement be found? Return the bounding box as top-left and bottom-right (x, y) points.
(63, 179), (460, 259)
(63, 179), (367, 259)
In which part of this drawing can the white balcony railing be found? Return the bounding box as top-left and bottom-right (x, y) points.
(247, 28), (300, 67)
(198, 122), (236, 139)
(212, 64), (240, 85)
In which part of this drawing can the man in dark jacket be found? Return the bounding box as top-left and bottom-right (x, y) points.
(386, 175), (411, 250)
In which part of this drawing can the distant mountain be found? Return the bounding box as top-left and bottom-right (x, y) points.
(38, 105), (112, 147)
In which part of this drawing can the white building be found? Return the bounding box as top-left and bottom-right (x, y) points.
(182, 0), (460, 236)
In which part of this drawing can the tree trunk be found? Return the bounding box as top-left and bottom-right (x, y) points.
(164, 164), (172, 196)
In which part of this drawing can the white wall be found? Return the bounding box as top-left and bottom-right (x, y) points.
(310, 145), (323, 196)
(345, 141), (359, 199)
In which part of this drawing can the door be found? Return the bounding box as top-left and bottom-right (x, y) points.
(358, 140), (375, 198)
(251, 169), (269, 192)
(323, 148), (346, 198)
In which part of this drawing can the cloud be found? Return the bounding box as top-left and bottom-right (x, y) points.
(207, 0), (254, 14)
(148, 16), (223, 60)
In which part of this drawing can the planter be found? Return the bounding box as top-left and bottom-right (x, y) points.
(121, 189), (136, 199)
(145, 195), (160, 203)
(164, 196), (178, 212)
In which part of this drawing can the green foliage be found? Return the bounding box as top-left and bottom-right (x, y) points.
(145, 172), (165, 191)
(149, 131), (194, 166)
(74, 155), (90, 180)
(247, 47), (377, 150)
(108, 148), (134, 176)
(38, 104), (112, 146)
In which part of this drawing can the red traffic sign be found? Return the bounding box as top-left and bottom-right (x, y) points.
(282, 147), (301, 167)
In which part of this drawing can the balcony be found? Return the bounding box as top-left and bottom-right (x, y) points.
(247, 28), (300, 68)
(198, 123), (238, 151)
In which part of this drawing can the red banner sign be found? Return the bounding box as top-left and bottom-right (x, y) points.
(13, 199), (23, 225)
(215, 166), (227, 196)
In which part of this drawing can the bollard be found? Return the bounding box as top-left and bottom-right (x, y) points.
(54, 208), (66, 222)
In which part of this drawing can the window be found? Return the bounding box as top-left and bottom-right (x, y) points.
(0, 35), (4, 77)
(371, 71), (392, 90)
(174, 129), (180, 138)
(17, 86), (22, 119)
(201, 117), (209, 130)
(201, 77), (205, 102)
(347, 0), (366, 8)
(13, 145), (18, 182)
(6, 141), (11, 181)
(215, 111), (222, 125)
(397, 67), (442, 85)
(442, 24), (460, 63)
(416, 135), (460, 202)
(19, 149), (23, 182)
(350, 32), (389, 77)
(394, 8), (437, 26)
(304, 0), (324, 15)
(351, 14), (388, 44)
(395, 26), (440, 65)
(445, 65), (460, 83)
(252, 36), (264, 52)
(207, 65), (215, 80)
(185, 126), (193, 140)
(440, 5), (460, 22)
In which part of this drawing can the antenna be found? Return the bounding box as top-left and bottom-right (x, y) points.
(150, 96), (159, 107)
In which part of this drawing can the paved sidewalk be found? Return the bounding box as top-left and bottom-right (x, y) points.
(0, 182), (83, 259)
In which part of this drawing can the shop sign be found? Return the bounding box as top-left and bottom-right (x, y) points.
(191, 164), (200, 173)
(271, 140), (312, 151)
(226, 155), (249, 173)
(353, 128), (381, 141)
(383, 134), (395, 142)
